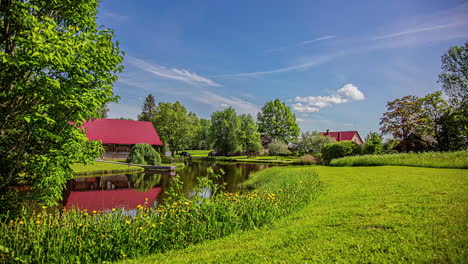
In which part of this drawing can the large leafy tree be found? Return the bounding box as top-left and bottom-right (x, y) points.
(419, 91), (449, 139)
(297, 131), (333, 155)
(362, 132), (384, 155)
(238, 114), (263, 154)
(257, 99), (299, 144)
(153, 101), (192, 156)
(197, 119), (213, 150)
(438, 41), (467, 108)
(379, 95), (426, 151)
(0, 0), (123, 213)
(210, 107), (241, 154)
(138, 94), (156, 122)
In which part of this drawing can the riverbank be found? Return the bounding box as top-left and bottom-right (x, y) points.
(71, 161), (144, 176)
(0, 167), (321, 263)
(118, 166), (467, 263)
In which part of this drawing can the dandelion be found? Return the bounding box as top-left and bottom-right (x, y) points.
(139, 227), (144, 230)
(101, 234), (105, 238)
(152, 224), (156, 227)
(78, 223), (83, 227)
(19, 221), (24, 225)
(36, 220), (40, 224)
(125, 221), (131, 225)
(159, 222), (164, 225)
(112, 208), (116, 212)
(184, 202), (190, 205)
(92, 210), (97, 214)
(41, 206), (47, 209)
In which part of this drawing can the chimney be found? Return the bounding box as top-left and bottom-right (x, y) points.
(326, 129), (330, 135)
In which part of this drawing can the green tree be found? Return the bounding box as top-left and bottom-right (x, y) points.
(127, 143), (161, 166)
(187, 111), (201, 149)
(210, 107), (241, 154)
(438, 41), (468, 108)
(379, 95), (426, 152)
(437, 107), (468, 151)
(268, 138), (290, 159)
(322, 141), (361, 164)
(138, 94), (157, 122)
(257, 99), (300, 144)
(153, 101), (192, 156)
(362, 132), (384, 155)
(0, 0), (122, 213)
(238, 114), (263, 154)
(197, 119), (213, 150)
(297, 131), (333, 155)
(419, 91), (449, 139)
(98, 104), (110, 118)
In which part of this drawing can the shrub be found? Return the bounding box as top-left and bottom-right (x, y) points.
(127, 143), (161, 165)
(268, 139), (290, 158)
(321, 140), (361, 164)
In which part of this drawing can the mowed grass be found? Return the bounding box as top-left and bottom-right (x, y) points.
(119, 166), (468, 263)
(182, 150), (212, 156)
(70, 161), (143, 176)
(330, 151), (468, 169)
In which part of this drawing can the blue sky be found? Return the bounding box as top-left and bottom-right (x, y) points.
(97, 0), (468, 137)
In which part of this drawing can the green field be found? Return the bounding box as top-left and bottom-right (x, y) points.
(119, 166), (468, 263)
(330, 151), (468, 169)
(70, 161), (143, 176)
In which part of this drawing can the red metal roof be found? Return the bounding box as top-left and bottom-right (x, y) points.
(83, 119), (163, 145)
(321, 131), (362, 143)
(65, 187), (162, 211)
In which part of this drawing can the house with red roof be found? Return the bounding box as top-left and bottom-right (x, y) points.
(321, 129), (363, 145)
(83, 119), (163, 159)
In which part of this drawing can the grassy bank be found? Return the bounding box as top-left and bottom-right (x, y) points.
(330, 151), (468, 169)
(0, 167), (321, 263)
(118, 166), (467, 263)
(191, 155), (306, 165)
(71, 161), (144, 176)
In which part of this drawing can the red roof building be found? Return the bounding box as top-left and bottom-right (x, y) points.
(321, 130), (363, 145)
(83, 119), (163, 158)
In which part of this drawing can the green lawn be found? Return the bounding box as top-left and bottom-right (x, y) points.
(330, 151), (468, 169)
(119, 166), (468, 263)
(182, 150), (212, 156)
(71, 161), (143, 176)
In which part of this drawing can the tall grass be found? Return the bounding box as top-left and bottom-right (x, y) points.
(330, 151), (468, 169)
(0, 167), (320, 263)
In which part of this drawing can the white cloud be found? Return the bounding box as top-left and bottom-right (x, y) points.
(126, 56), (222, 87)
(266, 35), (336, 52)
(293, 84), (365, 113)
(296, 118), (305, 122)
(219, 103), (229, 108)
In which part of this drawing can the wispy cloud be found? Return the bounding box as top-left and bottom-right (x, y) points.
(373, 22), (468, 40)
(117, 76), (259, 116)
(266, 35), (336, 53)
(292, 84), (365, 113)
(126, 56), (222, 87)
(217, 52), (344, 78)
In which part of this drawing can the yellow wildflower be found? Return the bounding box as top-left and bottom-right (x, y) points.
(112, 208), (116, 212)
(159, 222), (164, 225)
(152, 224), (156, 227)
(101, 234), (105, 238)
(36, 220), (40, 224)
(92, 210), (97, 214)
(125, 220), (131, 224)
(78, 223), (83, 227)
(139, 227), (144, 230)
(41, 206), (47, 209)
(19, 221), (24, 225)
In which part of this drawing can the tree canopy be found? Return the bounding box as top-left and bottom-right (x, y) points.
(138, 94), (157, 122)
(210, 107), (242, 154)
(257, 99), (299, 144)
(0, 0), (123, 213)
(296, 131), (333, 155)
(438, 41), (467, 109)
(238, 114), (263, 154)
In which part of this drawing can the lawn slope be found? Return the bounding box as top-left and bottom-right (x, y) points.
(119, 166), (467, 263)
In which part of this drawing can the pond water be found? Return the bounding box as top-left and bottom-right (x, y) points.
(61, 161), (270, 212)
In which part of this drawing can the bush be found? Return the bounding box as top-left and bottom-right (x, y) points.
(127, 143), (162, 165)
(268, 139), (290, 158)
(321, 141), (361, 164)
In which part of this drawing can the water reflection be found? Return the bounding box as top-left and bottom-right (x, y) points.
(62, 161), (270, 212)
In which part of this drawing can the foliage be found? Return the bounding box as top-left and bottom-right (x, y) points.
(195, 119), (213, 150)
(268, 139), (290, 158)
(0, 0), (123, 214)
(438, 41), (468, 109)
(321, 140), (361, 163)
(186, 112), (201, 150)
(296, 130), (333, 155)
(238, 114), (263, 154)
(362, 132), (384, 155)
(0, 167), (320, 263)
(257, 99), (300, 144)
(127, 144), (162, 165)
(138, 94), (157, 122)
(329, 151), (468, 169)
(437, 107), (468, 151)
(98, 104), (110, 118)
(129, 172), (162, 191)
(120, 166), (467, 264)
(379, 95), (425, 146)
(419, 91), (450, 139)
(153, 101), (193, 156)
(210, 107), (242, 154)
